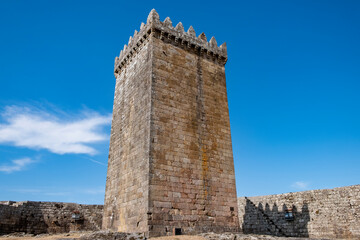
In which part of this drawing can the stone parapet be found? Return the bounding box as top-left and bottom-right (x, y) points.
(238, 184), (360, 239)
(114, 9), (227, 75)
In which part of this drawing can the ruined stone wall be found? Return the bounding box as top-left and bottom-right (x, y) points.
(0, 201), (102, 235)
(238, 185), (360, 239)
(147, 36), (239, 237)
(102, 36), (152, 233)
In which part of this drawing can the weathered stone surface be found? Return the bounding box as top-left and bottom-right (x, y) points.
(104, 9), (238, 237)
(113, 9), (227, 76)
(237, 185), (360, 239)
(79, 230), (145, 240)
(0, 232), (35, 238)
(102, 21), (152, 234)
(0, 201), (103, 235)
(200, 232), (326, 240)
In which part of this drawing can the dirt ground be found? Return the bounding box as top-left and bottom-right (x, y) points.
(0, 233), (206, 240)
(0, 232), (82, 240)
(149, 236), (206, 240)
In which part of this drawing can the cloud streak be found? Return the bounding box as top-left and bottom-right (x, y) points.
(8, 187), (105, 196)
(0, 106), (111, 155)
(0, 158), (35, 173)
(291, 181), (309, 190)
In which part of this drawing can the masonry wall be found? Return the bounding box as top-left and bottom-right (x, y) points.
(104, 10), (238, 237)
(102, 38), (152, 233)
(147, 36), (239, 237)
(238, 185), (360, 239)
(0, 201), (102, 235)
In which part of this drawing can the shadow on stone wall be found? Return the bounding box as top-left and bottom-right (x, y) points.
(242, 198), (310, 237)
(0, 201), (48, 235)
(0, 201), (103, 236)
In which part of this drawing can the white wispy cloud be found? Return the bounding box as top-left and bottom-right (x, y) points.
(0, 158), (35, 173)
(8, 187), (105, 196)
(44, 192), (71, 196)
(82, 187), (105, 195)
(0, 105), (111, 155)
(81, 156), (107, 166)
(291, 181), (309, 190)
(10, 188), (43, 193)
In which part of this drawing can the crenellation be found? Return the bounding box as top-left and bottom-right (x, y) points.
(175, 22), (184, 32)
(209, 36), (217, 48)
(187, 25), (196, 37)
(237, 185), (360, 239)
(114, 9), (227, 75)
(198, 32), (207, 42)
(163, 17), (172, 27)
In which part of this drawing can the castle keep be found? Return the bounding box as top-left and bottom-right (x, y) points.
(1, 10), (359, 240)
(102, 10), (239, 237)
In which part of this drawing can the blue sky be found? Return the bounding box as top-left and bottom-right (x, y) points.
(0, 0), (359, 204)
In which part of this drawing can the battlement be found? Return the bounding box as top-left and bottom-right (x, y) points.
(114, 9), (227, 74)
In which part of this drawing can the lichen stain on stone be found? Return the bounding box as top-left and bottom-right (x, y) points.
(189, 141), (198, 151)
(201, 146), (209, 197)
(211, 138), (217, 151)
(118, 209), (126, 232)
(154, 149), (166, 165)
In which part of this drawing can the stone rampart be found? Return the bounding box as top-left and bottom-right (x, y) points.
(2, 185), (359, 238)
(0, 201), (103, 235)
(238, 185), (360, 239)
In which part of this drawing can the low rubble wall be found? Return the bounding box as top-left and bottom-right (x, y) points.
(0, 201), (103, 235)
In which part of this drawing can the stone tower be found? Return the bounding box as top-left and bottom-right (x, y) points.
(103, 9), (239, 237)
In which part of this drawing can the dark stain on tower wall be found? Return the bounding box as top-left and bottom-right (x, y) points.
(103, 9), (239, 237)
